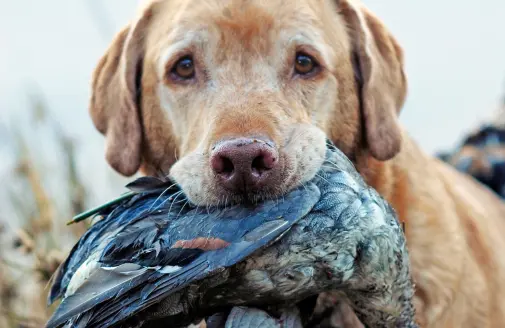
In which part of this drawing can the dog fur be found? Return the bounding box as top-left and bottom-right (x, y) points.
(89, 0), (505, 326)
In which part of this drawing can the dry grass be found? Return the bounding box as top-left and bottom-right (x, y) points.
(0, 93), (101, 327)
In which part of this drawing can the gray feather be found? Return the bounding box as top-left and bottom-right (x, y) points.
(48, 264), (151, 328)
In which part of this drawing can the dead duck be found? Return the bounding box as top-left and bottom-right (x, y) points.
(46, 141), (417, 328)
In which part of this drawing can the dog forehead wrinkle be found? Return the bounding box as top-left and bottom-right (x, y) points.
(210, 1), (323, 57)
(213, 1), (275, 30)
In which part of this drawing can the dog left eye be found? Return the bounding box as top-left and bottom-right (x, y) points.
(294, 52), (319, 75)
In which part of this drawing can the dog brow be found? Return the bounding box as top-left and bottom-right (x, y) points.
(156, 29), (209, 78)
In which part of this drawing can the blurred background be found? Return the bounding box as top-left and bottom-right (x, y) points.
(0, 0), (504, 326)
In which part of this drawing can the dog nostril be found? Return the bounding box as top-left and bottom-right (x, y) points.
(211, 154), (235, 176)
(221, 157), (234, 175)
(251, 153), (276, 176)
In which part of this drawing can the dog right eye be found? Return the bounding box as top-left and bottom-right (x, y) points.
(170, 56), (195, 81)
(294, 52), (319, 76)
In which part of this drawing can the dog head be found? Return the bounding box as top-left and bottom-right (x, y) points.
(89, 0), (407, 205)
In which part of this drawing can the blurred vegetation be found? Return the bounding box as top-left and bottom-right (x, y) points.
(0, 91), (96, 327)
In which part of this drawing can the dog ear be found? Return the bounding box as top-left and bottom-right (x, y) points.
(89, 5), (155, 176)
(338, 0), (407, 161)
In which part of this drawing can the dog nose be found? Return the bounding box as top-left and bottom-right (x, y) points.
(210, 138), (280, 193)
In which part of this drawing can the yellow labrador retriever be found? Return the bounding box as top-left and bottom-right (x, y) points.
(89, 0), (505, 326)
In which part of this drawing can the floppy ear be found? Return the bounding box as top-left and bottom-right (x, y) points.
(339, 0), (407, 161)
(89, 6), (154, 176)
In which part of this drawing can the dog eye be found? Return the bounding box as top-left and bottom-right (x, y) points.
(171, 56), (195, 80)
(294, 52), (318, 75)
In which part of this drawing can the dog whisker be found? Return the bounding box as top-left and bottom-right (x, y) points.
(147, 182), (178, 212)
